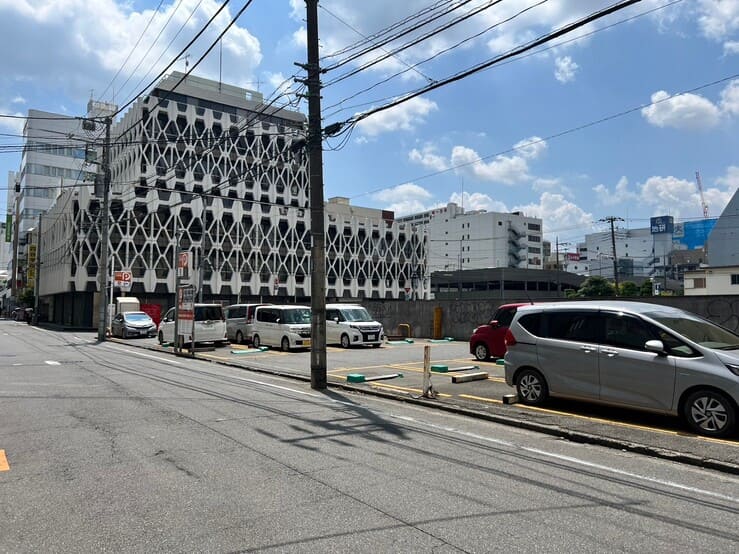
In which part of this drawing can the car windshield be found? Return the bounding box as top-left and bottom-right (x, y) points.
(646, 311), (739, 350)
(282, 308), (311, 324)
(342, 308), (372, 322)
(195, 306), (223, 321)
(124, 313), (151, 322)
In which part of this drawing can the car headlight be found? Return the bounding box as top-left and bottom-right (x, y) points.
(725, 363), (739, 376)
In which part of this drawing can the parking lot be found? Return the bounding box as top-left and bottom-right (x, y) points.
(109, 334), (739, 472)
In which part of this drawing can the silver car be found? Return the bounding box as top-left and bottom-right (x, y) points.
(504, 301), (739, 437)
(111, 311), (157, 339)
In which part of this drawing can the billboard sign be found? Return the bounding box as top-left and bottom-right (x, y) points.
(177, 284), (195, 343)
(650, 216), (674, 235)
(5, 214), (11, 242)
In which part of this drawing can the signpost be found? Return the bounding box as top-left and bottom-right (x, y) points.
(114, 270), (132, 291)
(177, 284), (195, 355)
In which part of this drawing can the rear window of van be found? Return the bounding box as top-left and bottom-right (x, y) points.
(195, 306), (224, 321)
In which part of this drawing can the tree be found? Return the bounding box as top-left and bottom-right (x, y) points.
(619, 281), (639, 297)
(640, 280), (654, 296)
(577, 276), (616, 297)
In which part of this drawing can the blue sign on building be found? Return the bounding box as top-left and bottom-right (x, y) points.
(650, 216), (674, 234)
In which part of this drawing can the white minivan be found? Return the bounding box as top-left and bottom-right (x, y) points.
(158, 303), (228, 347)
(251, 305), (312, 351)
(325, 304), (384, 348)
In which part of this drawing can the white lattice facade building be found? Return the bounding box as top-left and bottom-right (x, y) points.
(38, 74), (427, 326)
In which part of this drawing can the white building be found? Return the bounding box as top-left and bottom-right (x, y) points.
(38, 73), (427, 326)
(684, 266), (739, 296)
(399, 202), (543, 272)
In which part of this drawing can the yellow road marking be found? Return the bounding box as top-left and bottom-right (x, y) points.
(457, 395), (739, 446)
(0, 450), (9, 472)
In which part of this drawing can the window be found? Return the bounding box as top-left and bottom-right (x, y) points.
(546, 312), (601, 342)
(528, 223), (541, 231)
(603, 313), (655, 351)
(528, 235), (541, 243)
(692, 278), (706, 288)
(518, 313), (542, 335)
(493, 307), (517, 326)
(731, 274), (739, 285)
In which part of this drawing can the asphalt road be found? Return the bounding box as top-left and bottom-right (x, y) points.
(2, 321), (739, 552)
(105, 329), (739, 470)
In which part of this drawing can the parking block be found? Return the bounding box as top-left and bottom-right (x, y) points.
(346, 373), (403, 383)
(231, 347), (269, 354)
(451, 372), (489, 383)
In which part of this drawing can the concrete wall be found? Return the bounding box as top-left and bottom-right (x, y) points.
(362, 295), (739, 340)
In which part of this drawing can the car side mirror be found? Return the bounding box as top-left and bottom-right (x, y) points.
(645, 340), (666, 355)
(333, 317), (339, 323)
(276, 318), (281, 323)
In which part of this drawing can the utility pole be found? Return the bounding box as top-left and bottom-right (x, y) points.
(96, 117), (112, 342)
(599, 216), (624, 294)
(11, 179), (20, 304)
(305, 0), (327, 389)
(32, 214), (41, 324)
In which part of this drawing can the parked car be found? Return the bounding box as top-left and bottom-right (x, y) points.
(251, 305), (311, 351)
(111, 311), (157, 338)
(504, 300), (739, 437)
(158, 303), (228, 347)
(224, 303), (270, 344)
(325, 304), (384, 348)
(469, 303), (529, 361)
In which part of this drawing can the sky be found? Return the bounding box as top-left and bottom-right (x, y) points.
(1, 0), (738, 248)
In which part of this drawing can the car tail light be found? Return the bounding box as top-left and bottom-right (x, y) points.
(504, 328), (517, 347)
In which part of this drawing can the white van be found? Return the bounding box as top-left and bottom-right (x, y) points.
(325, 304), (384, 348)
(224, 303), (270, 344)
(251, 305), (311, 351)
(158, 303), (228, 347)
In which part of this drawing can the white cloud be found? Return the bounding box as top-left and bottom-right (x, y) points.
(513, 192), (594, 237)
(0, 0), (263, 101)
(0, 109), (25, 134)
(641, 90), (722, 129)
(638, 175), (700, 217)
(697, 0), (739, 42)
(554, 56), (579, 83)
(356, 96), (437, 137)
(724, 40), (739, 55)
(408, 144), (449, 172)
(720, 79), (739, 116)
(372, 182), (435, 216)
(11, 95), (26, 104)
(448, 191), (509, 213)
(593, 176), (638, 206)
(449, 136), (546, 185)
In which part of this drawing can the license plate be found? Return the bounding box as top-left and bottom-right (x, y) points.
(367, 334), (375, 340)
(303, 340), (311, 347)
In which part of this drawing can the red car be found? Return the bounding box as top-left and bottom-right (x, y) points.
(469, 303), (529, 361)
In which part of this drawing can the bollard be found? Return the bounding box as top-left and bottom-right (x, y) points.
(422, 344), (436, 398)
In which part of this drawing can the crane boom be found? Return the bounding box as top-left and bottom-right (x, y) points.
(695, 171), (709, 218)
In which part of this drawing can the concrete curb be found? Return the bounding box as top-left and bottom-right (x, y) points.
(106, 337), (739, 476)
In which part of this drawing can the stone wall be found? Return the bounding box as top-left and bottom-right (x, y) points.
(362, 295), (739, 340)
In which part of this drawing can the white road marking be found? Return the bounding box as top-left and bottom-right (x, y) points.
(103, 345), (183, 365)
(45, 361), (60, 365)
(386, 414), (739, 504)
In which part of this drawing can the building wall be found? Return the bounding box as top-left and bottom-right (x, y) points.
(410, 203), (542, 271)
(706, 189), (739, 267)
(684, 266), (739, 296)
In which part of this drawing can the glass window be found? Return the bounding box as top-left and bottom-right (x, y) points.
(493, 307), (517, 327)
(645, 311), (739, 350)
(518, 313), (542, 335)
(546, 312), (601, 342)
(731, 274), (739, 285)
(603, 313), (656, 351)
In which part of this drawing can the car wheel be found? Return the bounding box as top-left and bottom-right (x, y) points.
(340, 334), (351, 349)
(252, 335), (261, 348)
(516, 368), (548, 406)
(682, 389), (736, 437)
(474, 343), (489, 361)
(281, 337), (291, 352)
(235, 330), (244, 344)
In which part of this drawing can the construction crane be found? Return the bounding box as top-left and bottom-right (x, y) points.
(695, 171), (709, 218)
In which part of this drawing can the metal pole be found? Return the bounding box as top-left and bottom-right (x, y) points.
(32, 214), (41, 324)
(173, 216), (181, 354)
(306, 0), (327, 389)
(97, 117), (111, 341)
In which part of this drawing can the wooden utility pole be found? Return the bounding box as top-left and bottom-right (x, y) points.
(599, 216), (624, 294)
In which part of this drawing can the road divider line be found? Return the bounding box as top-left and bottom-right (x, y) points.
(459, 394), (503, 405)
(103, 345), (183, 365)
(0, 450), (9, 471)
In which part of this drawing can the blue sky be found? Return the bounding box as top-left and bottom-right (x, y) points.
(1, 0), (738, 247)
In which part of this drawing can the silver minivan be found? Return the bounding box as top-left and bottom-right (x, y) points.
(158, 303), (228, 347)
(504, 301), (739, 437)
(224, 303), (270, 344)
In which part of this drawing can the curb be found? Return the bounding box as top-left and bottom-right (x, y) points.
(105, 337), (739, 476)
